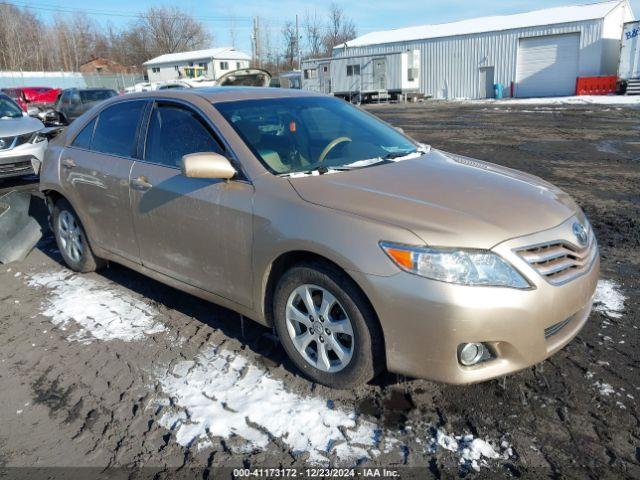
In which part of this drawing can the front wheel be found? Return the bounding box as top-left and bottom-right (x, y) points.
(273, 263), (384, 388)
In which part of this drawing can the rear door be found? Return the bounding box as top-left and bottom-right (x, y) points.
(60, 99), (147, 262)
(129, 100), (254, 307)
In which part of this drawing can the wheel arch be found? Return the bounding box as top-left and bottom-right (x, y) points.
(42, 188), (100, 253)
(262, 250), (385, 346)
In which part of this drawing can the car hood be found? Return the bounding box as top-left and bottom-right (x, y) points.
(0, 115), (44, 137)
(288, 149), (579, 249)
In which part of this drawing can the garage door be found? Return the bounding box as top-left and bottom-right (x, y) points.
(516, 33), (580, 98)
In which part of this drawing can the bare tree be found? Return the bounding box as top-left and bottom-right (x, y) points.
(322, 3), (356, 55)
(228, 16), (238, 48)
(281, 21), (297, 70)
(0, 3), (50, 70)
(303, 10), (324, 59)
(136, 6), (212, 56)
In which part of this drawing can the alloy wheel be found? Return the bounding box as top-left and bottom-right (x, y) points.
(285, 284), (354, 373)
(57, 210), (84, 263)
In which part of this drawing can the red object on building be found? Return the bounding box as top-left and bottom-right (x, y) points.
(575, 76), (617, 95)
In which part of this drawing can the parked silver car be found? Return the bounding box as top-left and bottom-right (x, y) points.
(0, 94), (47, 179)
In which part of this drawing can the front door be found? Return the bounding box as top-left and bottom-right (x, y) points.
(129, 101), (254, 307)
(373, 58), (387, 90)
(319, 63), (331, 94)
(479, 67), (495, 99)
(60, 100), (146, 262)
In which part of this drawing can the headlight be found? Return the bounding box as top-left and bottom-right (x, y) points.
(30, 131), (47, 143)
(380, 241), (530, 288)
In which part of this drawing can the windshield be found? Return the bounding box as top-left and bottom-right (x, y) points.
(0, 96), (24, 119)
(80, 90), (116, 103)
(215, 96), (418, 175)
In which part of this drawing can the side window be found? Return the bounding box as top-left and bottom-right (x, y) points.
(145, 103), (223, 168)
(92, 101), (145, 157)
(70, 90), (81, 104)
(59, 91), (69, 107)
(71, 117), (97, 149)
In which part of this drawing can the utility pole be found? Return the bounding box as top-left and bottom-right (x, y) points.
(252, 17), (260, 68)
(295, 14), (301, 71)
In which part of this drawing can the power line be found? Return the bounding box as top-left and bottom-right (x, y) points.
(1, 1), (252, 22)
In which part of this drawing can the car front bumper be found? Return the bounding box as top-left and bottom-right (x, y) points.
(0, 139), (47, 178)
(350, 216), (600, 384)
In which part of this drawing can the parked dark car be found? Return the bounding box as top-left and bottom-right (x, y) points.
(55, 88), (117, 124)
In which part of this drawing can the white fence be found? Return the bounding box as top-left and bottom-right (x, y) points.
(0, 71), (146, 91)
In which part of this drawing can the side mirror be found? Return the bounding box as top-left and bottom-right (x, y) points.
(181, 152), (236, 180)
(394, 126), (405, 134)
(27, 107), (40, 117)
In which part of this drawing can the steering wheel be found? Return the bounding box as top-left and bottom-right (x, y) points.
(318, 137), (352, 163)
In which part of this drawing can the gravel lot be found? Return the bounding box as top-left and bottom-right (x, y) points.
(0, 100), (638, 478)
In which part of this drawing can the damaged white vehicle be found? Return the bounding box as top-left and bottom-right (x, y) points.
(0, 93), (47, 178)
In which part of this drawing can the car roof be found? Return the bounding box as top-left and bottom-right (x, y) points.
(122, 87), (323, 104)
(64, 87), (116, 92)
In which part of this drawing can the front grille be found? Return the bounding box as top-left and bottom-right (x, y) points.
(544, 317), (571, 338)
(0, 161), (31, 174)
(516, 228), (597, 285)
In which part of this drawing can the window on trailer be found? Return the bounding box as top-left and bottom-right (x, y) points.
(347, 64), (360, 76)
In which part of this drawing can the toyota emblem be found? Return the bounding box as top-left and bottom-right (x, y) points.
(572, 222), (588, 246)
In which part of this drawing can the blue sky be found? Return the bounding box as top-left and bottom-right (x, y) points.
(18, 0), (640, 53)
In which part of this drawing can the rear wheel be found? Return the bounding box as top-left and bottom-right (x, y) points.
(52, 199), (105, 273)
(273, 262), (384, 388)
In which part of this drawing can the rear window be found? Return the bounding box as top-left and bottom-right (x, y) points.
(91, 101), (145, 157)
(80, 90), (116, 103)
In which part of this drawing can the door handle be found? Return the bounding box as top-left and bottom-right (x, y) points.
(61, 158), (76, 169)
(131, 175), (152, 190)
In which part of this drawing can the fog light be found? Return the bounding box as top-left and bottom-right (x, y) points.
(458, 343), (486, 366)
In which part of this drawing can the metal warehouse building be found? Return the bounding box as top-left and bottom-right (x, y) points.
(312, 0), (634, 99)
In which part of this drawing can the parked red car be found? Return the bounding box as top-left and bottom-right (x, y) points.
(1, 87), (61, 112)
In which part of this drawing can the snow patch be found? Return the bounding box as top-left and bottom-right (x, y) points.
(594, 381), (615, 397)
(153, 347), (378, 463)
(470, 95), (640, 107)
(593, 280), (626, 319)
(430, 429), (512, 472)
(27, 270), (165, 343)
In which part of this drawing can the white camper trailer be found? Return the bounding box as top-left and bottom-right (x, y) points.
(301, 59), (332, 94)
(618, 20), (640, 94)
(329, 50), (420, 102)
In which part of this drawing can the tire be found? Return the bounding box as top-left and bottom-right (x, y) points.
(52, 198), (105, 273)
(273, 262), (384, 388)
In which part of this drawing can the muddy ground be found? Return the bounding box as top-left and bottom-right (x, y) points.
(0, 101), (638, 479)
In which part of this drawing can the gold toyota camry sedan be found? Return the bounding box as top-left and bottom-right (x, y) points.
(40, 88), (599, 388)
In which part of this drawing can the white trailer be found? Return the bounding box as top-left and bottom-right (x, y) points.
(328, 50), (420, 102)
(301, 58), (332, 94)
(618, 20), (640, 94)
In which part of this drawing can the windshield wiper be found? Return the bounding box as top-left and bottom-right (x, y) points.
(383, 150), (419, 159)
